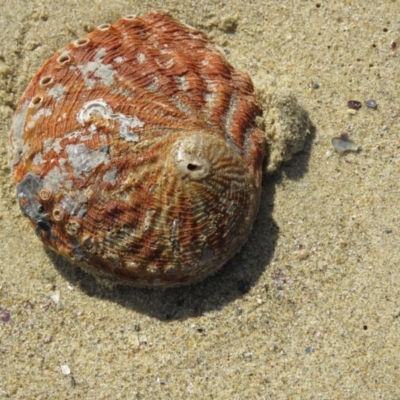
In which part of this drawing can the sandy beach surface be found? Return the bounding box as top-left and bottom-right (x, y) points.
(0, 1), (399, 398)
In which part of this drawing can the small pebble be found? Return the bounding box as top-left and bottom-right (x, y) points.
(60, 364), (71, 375)
(347, 109), (357, 115)
(44, 336), (53, 344)
(306, 346), (314, 354)
(365, 99), (378, 109)
(331, 136), (360, 153)
(390, 40), (397, 50)
(347, 100), (362, 110)
(0, 308), (11, 323)
(296, 249), (310, 260)
(51, 290), (60, 304)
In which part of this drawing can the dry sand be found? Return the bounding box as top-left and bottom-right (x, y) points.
(0, 1), (399, 398)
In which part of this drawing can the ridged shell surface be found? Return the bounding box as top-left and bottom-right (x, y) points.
(9, 12), (264, 288)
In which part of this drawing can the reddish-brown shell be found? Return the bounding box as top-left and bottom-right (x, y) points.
(9, 12), (264, 288)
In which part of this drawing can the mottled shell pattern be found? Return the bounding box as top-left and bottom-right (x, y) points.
(9, 12), (264, 288)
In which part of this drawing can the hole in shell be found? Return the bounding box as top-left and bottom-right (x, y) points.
(187, 163), (200, 171)
(39, 76), (53, 86)
(67, 221), (81, 236)
(38, 188), (52, 201)
(97, 23), (111, 31)
(29, 96), (43, 108)
(74, 38), (90, 47)
(52, 207), (65, 221)
(57, 54), (71, 65)
(123, 15), (136, 21)
(82, 236), (94, 250)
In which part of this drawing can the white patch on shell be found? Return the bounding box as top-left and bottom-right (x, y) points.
(77, 99), (144, 142)
(137, 53), (145, 63)
(9, 101), (29, 166)
(32, 152), (43, 165)
(43, 166), (67, 193)
(66, 143), (110, 177)
(170, 219), (179, 237)
(171, 98), (191, 115)
(60, 193), (87, 218)
(113, 56), (124, 63)
(26, 108), (52, 130)
(58, 112), (67, 122)
(174, 75), (189, 91)
(32, 108), (52, 121)
(145, 76), (159, 92)
(47, 83), (66, 101)
(103, 167), (118, 185)
(114, 114), (143, 142)
(64, 180), (73, 190)
(204, 81), (217, 109)
(43, 137), (62, 154)
(89, 124), (97, 134)
(77, 48), (116, 88)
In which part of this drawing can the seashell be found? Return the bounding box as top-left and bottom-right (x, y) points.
(9, 12), (265, 288)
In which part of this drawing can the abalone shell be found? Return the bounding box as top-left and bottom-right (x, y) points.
(9, 12), (264, 288)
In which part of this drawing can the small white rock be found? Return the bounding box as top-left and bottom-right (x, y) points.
(60, 364), (71, 375)
(51, 290), (60, 304)
(331, 137), (360, 153)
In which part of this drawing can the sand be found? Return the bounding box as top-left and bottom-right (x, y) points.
(0, 1), (399, 398)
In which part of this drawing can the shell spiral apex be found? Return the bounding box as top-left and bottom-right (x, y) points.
(9, 11), (265, 288)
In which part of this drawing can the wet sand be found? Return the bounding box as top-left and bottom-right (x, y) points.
(0, 1), (399, 398)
